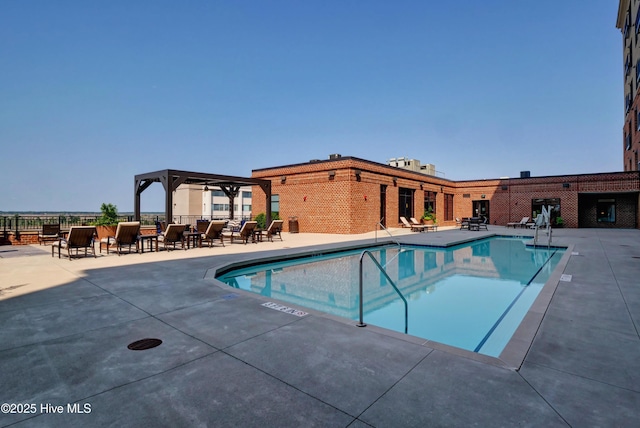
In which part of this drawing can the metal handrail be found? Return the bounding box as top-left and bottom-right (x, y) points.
(357, 250), (408, 334)
(375, 218), (400, 246)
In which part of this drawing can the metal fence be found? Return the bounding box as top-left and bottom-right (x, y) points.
(0, 213), (260, 240)
(0, 214), (165, 237)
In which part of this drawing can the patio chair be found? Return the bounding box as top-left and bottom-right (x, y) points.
(52, 226), (96, 260)
(196, 220), (209, 234)
(460, 218), (470, 230)
(99, 221), (140, 255)
(201, 220), (226, 247)
(263, 219), (284, 242)
(478, 217), (489, 230)
(39, 223), (60, 245)
(400, 216), (426, 232)
(222, 221), (258, 244)
(411, 217), (437, 232)
(158, 224), (187, 250)
(507, 217), (529, 228)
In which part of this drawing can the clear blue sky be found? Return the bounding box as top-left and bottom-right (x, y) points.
(0, 1), (622, 212)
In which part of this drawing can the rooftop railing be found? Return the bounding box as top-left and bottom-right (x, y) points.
(0, 214), (164, 238)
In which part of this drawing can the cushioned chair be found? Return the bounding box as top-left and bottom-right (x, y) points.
(158, 224), (187, 250)
(196, 220), (210, 234)
(263, 219), (284, 242)
(411, 217), (437, 232)
(478, 217), (489, 230)
(222, 221), (258, 244)
(507, 217), (529, 228)
(39, 224), (60, 245)
(400, 216), (426, 232)
(52, 226), (96, 260)
(100, 221), (140, 255)
(201, 220), (226, 247)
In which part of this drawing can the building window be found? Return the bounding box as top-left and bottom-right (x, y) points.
(271, 195), (280, 217)
(625, 13), (630, 39)
(212, 204), (230, 211)
(398, 188), (414, 221)
(626, 133), (632, 150)
(212, 190), (226, 197)
(424, 191), (436, 216)
(531, 198), (561, 223)
(242, 191), (252, 199)
(636, 110), (640, 131)
(242, 204), (251, 212)
(626, 55), (631, 76)
(597, 199), (616, 223)
(444, 194), (454, 221)
(635, 11), (640, 35)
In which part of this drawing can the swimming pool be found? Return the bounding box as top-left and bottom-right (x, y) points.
(216, 237), (565, 357)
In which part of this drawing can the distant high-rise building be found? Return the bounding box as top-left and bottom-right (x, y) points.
(617, 0), (640, 171)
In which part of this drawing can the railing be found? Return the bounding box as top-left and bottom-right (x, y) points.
(375, 219), (400, 246)
(171, 214), (252, 226)
(0, 214), (164, 234)
(357, 250), (408, 334)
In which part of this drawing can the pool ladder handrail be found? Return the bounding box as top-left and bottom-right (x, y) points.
(375, 220), (406, 268)
(375, 219), (401, 247)
(357, 250), (408, 334)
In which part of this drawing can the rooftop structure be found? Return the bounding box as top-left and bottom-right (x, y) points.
(388, 157), (437, 176)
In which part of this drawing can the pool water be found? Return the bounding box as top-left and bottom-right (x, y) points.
(217, 237), (565, 357)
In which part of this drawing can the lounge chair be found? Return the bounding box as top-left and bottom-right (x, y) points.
(507, 217), (529, 228)
(201, 220), (226, 247)
(158, 224), (187, 250)
(468, 217), (481, 231)
(460, 218), (470, 230)
(411, 217), (437, 232)
(52, 226), (96, 260)
(263, 219), (284, 242)
(478, 217), (489, 230)
(99, 221), (140, 255)
(196, 220), (209, 234)
(39, 223), (60, 245)
(222, 221), (258, 244)
(400, 216), (426, 232)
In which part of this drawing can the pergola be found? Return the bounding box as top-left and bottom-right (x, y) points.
(134, 169), (272, 224)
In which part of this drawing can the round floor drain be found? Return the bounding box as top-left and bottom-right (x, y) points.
(127, 338), (162, 351)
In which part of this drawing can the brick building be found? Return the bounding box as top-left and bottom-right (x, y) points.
(617, 0), (640, 172)
(251, 156), (640, 234)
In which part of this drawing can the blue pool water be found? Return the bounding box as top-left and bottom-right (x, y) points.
(217, 237), (565, 357)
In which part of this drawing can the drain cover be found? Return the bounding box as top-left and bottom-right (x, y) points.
(127, 338), (162, 351)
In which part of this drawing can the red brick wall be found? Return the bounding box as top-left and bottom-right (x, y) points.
(252, 157), (640, 233)
(253, 158), (456, 233)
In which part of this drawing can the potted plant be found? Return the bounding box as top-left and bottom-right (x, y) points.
(93, 203), (120, 239)
(554, 216), (565, 228)
(421, 208), (437, 225)
(254, 212), (281, 230)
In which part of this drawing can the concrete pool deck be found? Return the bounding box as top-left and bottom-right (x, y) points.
(0, 227), (639, 426)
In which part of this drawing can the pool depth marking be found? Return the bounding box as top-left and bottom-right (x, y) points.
(262, 302), (308, 317)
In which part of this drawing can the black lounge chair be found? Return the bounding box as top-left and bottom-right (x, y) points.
(39, 224), (60, 245)
(52, 226), (96, 260)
